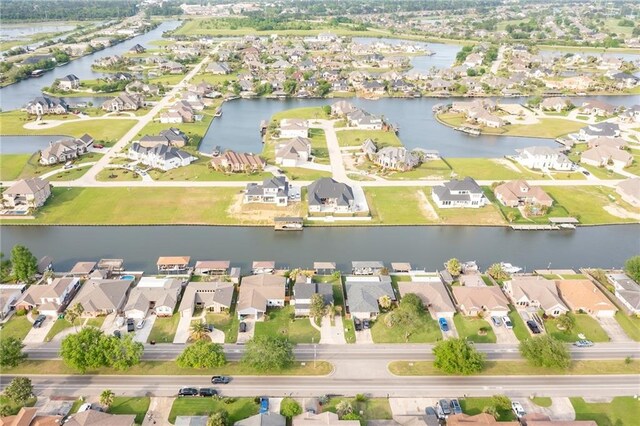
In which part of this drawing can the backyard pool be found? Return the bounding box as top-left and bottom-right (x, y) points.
(120, 275), (135, 280)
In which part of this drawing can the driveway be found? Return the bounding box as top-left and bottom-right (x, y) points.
(23, 316), (56, 344)
(519, 397), (575, 421)
(142, 397), (173, 426)
(489, 317), (519, 344)
(390, 398), (440, 416)
(598, 317), (632, 342)
(134, 314), (156, 343)
(354, 327), (373, 344)
(173, 314), (192, 344)
(319, 314), (346, 344)
(435, 315), (458, 339)
(236, 319), (255, 344)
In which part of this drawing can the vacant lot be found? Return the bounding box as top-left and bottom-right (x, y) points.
(371, 311), (441, 343)
(147, 315), (180, 343)
(336, 129), (402, 148)
(571, 396), (639, 426)
(545, 186), (640, 224)
(366, 187), (437, 225)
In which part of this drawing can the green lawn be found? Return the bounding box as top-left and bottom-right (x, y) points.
(169, 397), (259, 424)
(484, 187), (572, 225)
(615, 312), (640, 342)
(545, 186), (640, 224)
(427, 187), (505, 225)
(0, 395), (36, 417)
(271, 107), (329, 121)
(108, 397), (150, 424)
(571, 397), (640, 426)
(96, 168), (142, 181)
(460, 397), (516, 421)
(531, 397), (553, 408)
(624, 152), (640, 177)
(507, 307), (531, 341)
(254, 305), (320, 344)
(438, 113), (586, 138)
(206, 312), (239, 344)
(329, 278), (357, 344)
(371, 310), (442, 343)
(0, 315), (32, 341)
(137, 110), (218, 146)
(44, 319), (75, 342)
(453, 314), (497, 343)
(86, 317), (106, 328)
(543, 313), (610, 343)
(323, 397), (392, 423)
(192, 74), (238, 86)
(147, 73), (188, 86)
(336, 129), (402, 148)
(148, 159), (273, 182)
(0, 154), (32, 180)
(13, 152), (103, 181)
(365, 187), (436, 225)
(147, 315), (180, 343)
(447, 158), (541, 180)
(384, 159), (452, 180)
(279, 167), (332, 181)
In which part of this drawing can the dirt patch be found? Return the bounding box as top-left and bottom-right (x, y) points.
(416, 189), (439, 220)
(491, 158), (522, 173)
(603, 204), (640, 221)
(226, 194), (305, 224)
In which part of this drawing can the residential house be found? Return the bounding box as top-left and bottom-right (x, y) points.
(157, 256), (191, 274)
(40, 135), (93, 165)
(292, 278), (334, 316)
(494, 180), (553, 208)
(25, 96), (69, 115)
(123, 277), (182, 319)
(606, 273), (640, 315)
(129, 44), (146, 54)
(503, 276), (568, 316)
(244, 176), (290, 206)
(252, 261), (275, 274)
(211, 151), (266, 173)
(236, 274), (286, 320)
(352, 261), (384, 276)
(128, 143), (196, 171)
(58, 74), (80, 90)
(275, 137), (312, 166)
(580, 146), (632, 168)
(372, 146), (421, 171)
(587, 137), (627, 150)
(451, 286), (510, 317)
(331, 100), (357, 116)
(346, 108), (383, 130)
(178, 281), (234, 316)
(139, 128), (189, 148)
(432, 177), (489, 209)
(0, 407), (63, 426)
(2, 177), (51, 209)
(345, 275), (396, 319)
(126, 81), (160, 96)
(194, 261), (231, 276)
(307, 178), (355, 214)
(540, 97), (573, 112)
(580, 100), (617, 117)
(397, 281), (457, 318)
(556, 279), (618, 318)
(68, 261), (97, 277)
(65, 410), (135, 426)
(615, 177), (640, 206)
(207, 61), (232, 74)
(102, 93), (144, 111)
(577, 123), (621, 141)
(361, 139), (378, 157)
(0, 284), (26, 320)
(69, 278), (133, 316)
(235, 413), (286, 426)
(15, 277), (79, 316)
(293, 412), (360, 426)
(280, 119), (309, 138)
(514, 146), (573, 171)
(447, 413), (519, 426)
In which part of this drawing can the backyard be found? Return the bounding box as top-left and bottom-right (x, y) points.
(254, 305), (320, 344)
(336, 129), (402, 148)
(366, 187), (436, 225)
(545, 186), (640, 224)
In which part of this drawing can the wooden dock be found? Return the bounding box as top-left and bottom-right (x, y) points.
(511, 224), (560, 231)
(274, 217), (303, 231)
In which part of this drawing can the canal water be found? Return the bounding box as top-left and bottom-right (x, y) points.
(0, 225), (637, 273)
(0, 135), (69, 154)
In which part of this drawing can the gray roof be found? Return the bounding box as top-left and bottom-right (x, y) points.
(71, 278), (133, 313)
(178, 281), (234, 313)
(307, 178), (354, 206)
(433, 177), (483, 202)
(294, 282), (333, 305)
(235, 413), (286, 426)
(352, 261), (384, 269)
(130, 143), (193, 162)
(345, 278), (395, 314)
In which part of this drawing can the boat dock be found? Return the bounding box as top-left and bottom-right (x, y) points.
(512, 217), (579, 231)
(259, 120), (267, 136)
(455, 125), (481, 136)
(274, 217), (303, 231)
(511, 224), (560, 231)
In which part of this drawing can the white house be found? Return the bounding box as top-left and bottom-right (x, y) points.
(279, 119), (309, 138)
(432, 177), (488, 209)
(275, 137), (311, 166)
(606, 273), (640, 315)
(0, 284), (26, 320)
(128, 143), (196, 171)
(514, 146), (573, 171)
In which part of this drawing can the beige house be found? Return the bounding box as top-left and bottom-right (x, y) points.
(178, 281), (234, 316)
(70, 278), (133, 316)
(451, 286), (510, 317)
(503, 276), (568, 316)
(157, 256), (191, 274)
(2, 177), (51, 209)
(397, 281), (456, 318)
(581, 146), (632, 168)
(293, 412), (360, 426)
(210, 150), (266, 173)
(65, 410), (135, 426)
(236, 274), (286, 320)
(123, 277), (182, 319)
(494, 180), (553, 208)
(556, 279), (618, 318)
(615, 177), (640, 206)
(15, 277), (79, 316)
(194, 260), (231, 276)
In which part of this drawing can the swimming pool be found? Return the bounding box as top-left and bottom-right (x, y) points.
(120, 275), (135, 280)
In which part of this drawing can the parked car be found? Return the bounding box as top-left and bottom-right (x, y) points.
(178, 388), (199, 397)
(127, 318), (135, 332)
(260, 397), (269, 414)
(502, 316), (513, 329)
(136, 319), (146, 330)
(526, 320), (541, 334)
(206, 323), (214, 332)
(354, 318), (362, 331)
(93, 144), (104, 149)
(438, 317), (449, 332)
(33, 315), (46, 328)
(116, 316), (125, 327)
(450, 399), (462, 415)
(239, 322), (247, 333)
(438, 399), (451, 417)
(78, 403), (92, 412)
(512, 401), (526, 418)
(211, 376), (230, 384)
(113, 330), (121, 338)
(362, 319), (371, 329)
(574, 340), (594, 347)
(199, 388), (218, 397)
(491, 316), (502, 327)
(582, 170), (591, 176)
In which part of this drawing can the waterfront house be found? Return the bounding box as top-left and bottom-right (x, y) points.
(206, 61), (232, 74)
(344, 275), (396, 320)
(580, 146), (632, 169)
(503, 276), (568, 316)
(275, 137), (312, 166)
(556, 279), (618, 318)
(139, 128), (189, 148)
(279, 119), (309, 138)
(494, 180), (553, 209)
(178, 281), (234, 316)
(157, 256), (191, 274)
(352, 261), (384, 276)
(587, 137), (627, 150)
(236, 274), (286, 320)
(514, 146), (573, 171)
(25, 96), (69, 115)
(391, 263), (412, 273)
(69, 278), (133, 316)
(397, 281), (457, 319)
(2, 177), (51, 210)
(244, 176), (290, 206)
(102, 93), (144, 112)
(15, 277), (79, 316)
(540, 97), (573, 112)
(293, 412), (360, 426)
(606, 273), (640, 315)
(307, 178), (355, 214)
(194, 260), (231, 276)
(579, 100), (618, 117)
(615, 178), (640, 206)
(292, 278), (333, 316)
(576, 123), (621, 141)
(346, 108), (383, 130)
(236, 413), (286, 426)
(68, 261), (97, 277)
(431, 177), (488, 209)
(252, 261), (276, 274)
(39, 135), (93, 165)
(124, 277), (182, 319)
(58, 74), (80, 90)
(331, 100), (357, 116)
(0, 285), (25, 320)
(210, 150), (266, 173)
(314, 262), (336, 275)
(373, 146), (421, 171)
(451, 286), (510, 317)
(128, 143), (196, 171)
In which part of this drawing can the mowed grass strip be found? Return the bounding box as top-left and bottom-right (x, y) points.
(365, 187), (436, 224)
(254, 306), (320, 344)
(169, 397), (259, 424)
(0, 154), (32, 180)
(147, 315), (181, 343)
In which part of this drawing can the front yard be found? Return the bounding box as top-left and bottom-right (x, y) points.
(371, 311), (441, 343)
(108, 397), (150, 424)
(206, 312), (239, 343)
(336, 129), (402, 148)
(323, 397), (392, 424)
(147, 315), (181, 343)
(571, 396), (639, 426)
(453, 314), (497, 343)
(543, 313), (610, 343)
(614, 312), (640, 342)
(168, 397), (259, 424)
(254, 305), (320, 344)
(460, 397), (516, 421)
(0, 315), (32, 341)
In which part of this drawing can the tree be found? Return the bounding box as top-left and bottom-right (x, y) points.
(506, 211), (517, 223)
(625, 256), (640, 282)
(208, 410), (229, 426)
(100, 389), (115, 408)
(10, 245), (37, 283)
(102, 334), (144, 370)
(556, 313), (576, 333)
(4, 377), (33, 404)
(64, 303), (84, 330)
(491, 394), (511, 412)
(433, 338), (485, 374)
(487, 263), (509, 281)
(335, 400), (353, 417)
(378, 295), (392, 310)
(0, 337), (27, 368)
(60, 327), (108, 373)
(190, 321), (210, 341)
(309, 293), (327, 319)
(242, 335), (294, 371)
(177, 340), (226, 369)
(280, 397), (302, 418)
(519, 335), (571, 369)
(0, 252), (11, 282)
(446, 258), (462, 277)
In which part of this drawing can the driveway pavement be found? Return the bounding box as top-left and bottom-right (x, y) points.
(436, 315), (457, 339)
(354, 327), (373, 344)
(23, 316), (55, 344)
(489, 318), (519, 344)
(519, 397), (575, 421)
(134, 315), (156, 343)
(319, 314), (346, 344)
(390, 398), (440, 416)
(142, 397), (173, 426)
(598, 317), (632, 342)
(173, 314), (192, 344)
(236, 319), (255, 344)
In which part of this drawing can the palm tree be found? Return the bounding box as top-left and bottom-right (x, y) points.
(190, 321), (209, 341)
(100, 389), (114, 408)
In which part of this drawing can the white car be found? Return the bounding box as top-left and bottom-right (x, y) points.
(136, 319), (146, 330)
(511, 401), (526, 418)
(502, 316), (513, 329)
(78, 403), (92, 412)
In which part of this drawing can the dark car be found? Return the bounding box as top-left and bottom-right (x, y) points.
(439, 400), (451, 416)
(425, 406), (438, 417)
(526, 320), (541, 334)
(33, 314), (46, 328)
(260, 397), (269, 414)
(450, 399), (462, 415)
(127, 318), (135, 332)
(354, 318), (362, 331)
(362, 319), (371, 329)
(178, 388), (198, 397)
(206, 323), (215, 332)
(582, 170), (591, 176)
(199, 388), (218, 397)
(211, 376), (230, 384)
(113, 330), (121, 338)
(239, 322), (247, 333)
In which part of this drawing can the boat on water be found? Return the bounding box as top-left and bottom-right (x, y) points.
(214, 109), (222, 117)
(500, 262), (523, 274)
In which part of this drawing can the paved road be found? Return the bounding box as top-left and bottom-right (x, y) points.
(1, 374), (637, 398)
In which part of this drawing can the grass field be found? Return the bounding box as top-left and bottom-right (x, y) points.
(108, 397), (150, 424)
(254, 305), (320, 344)
(615, 312), (640, 342)
(545, 186), (640, 224)
(148, 159), (273, 182)
(430, 193), (506, 226)
(484, 187), (572, 225)
(447, 158), (541, 180)
(0, 395), (36, 417)
(44, 319), (75, 342)
(460, 397), (516, 421)
(206, 312), (239, 344)
(0, 154), (32, 180)
(383, 159), (452, 180)
(507, 307), (531, 341)
(147, 315), (180, 343)
(323, 397), (392, 423)
(453, 314), (497, 343)
(169, 397), (258, 424)
(279, 167), (332, 181)
(365, 187), (435, 225)
(371, 311), (442, 343)
(0, 315), (32, 341)
(543, 313), (610, 343)
(96, 168), (142, 181)
(191, 74), (238, 86)
(571, 396), (640, 426)
(336, 129), (403, 148)
(438, 113), (586, 138)
(532, 397), (553, 408)
(271, 106), (329, 121)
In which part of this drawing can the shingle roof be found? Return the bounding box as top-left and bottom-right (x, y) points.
(307, 178), (354, 206)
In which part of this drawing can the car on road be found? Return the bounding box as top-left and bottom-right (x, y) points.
(512, 401), (526, 418)
(582, 170), (591, 176)
(199, 388), (218, 397)
(260, 397), (269, 414)
(354, 318), (362, 331)
(491, 316), (502, 327)
(574, 339), (594, 347)
(438, 317), (449, 332)
(33, 314), (46, 328)
(362, 319), (371, 329)
(502, 316), (513, 329)
(211, 376), (230, 384)
(178, 388), (199, 397)
(526, 320), (541, 334)
(450, 399), (462, 415)
(136, 319), (146, 330)
(239, 322), (247, 333)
